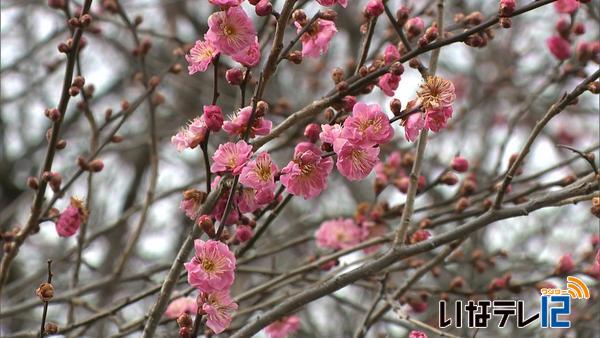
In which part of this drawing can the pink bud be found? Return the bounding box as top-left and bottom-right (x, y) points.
(202, 105), (224, 132)
(365, 0), (384, 17)
(226, 68), (245, 86)
(89, 159), (104, 172)
(555, 17), (570, 37)
(304, 123), (321, 143)
(451, 156), (469, 172)
(405, 17), (424, 39)
(556, 253), (575, 275)
(56, 198), (86, 237)
(573, 22), (585, 35)
(235, 225), (253, 243)
(255, 0), (272, 16)
(499, 0), (516, 17)
(546, 35), (572, 60)
(409, 331), (428, 338)
(410, 230), (431, 243)
(417, 175), (426, 191)
(341, 95), (356, 112)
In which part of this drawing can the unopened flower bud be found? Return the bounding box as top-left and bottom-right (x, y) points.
(365, 0), (384, 17)
(336, 81), (348, 92)
(197, 215), (215, 238)
(410, 230), (431, 244)
(121, 100), (130, 111)
(419, 218), (432, 229)
(389, 62), (404, 76)
(405, 17), (424, 40)
(45, 108), (61, 121)
(77, 156), (89, 170)
(177, 313), (193, 328)
(408, 58), (421, 69)
(56, 139), (67, 150)
(68, 86), (80, 97)
(320, 9), (338, 22)
(591, 197), (600, 218)
(304, 123), (320, 143)
(441, 172), (458, 185)
(460, 179), (477, 196)
(27, 176), (39, 190)
(588, 81), (600, 94)
(331, 67), (344, 84)
(396, 6), (410, 26)
(256, 101), (269, 117)
(44, 322), (58, 335)
(58, 42), (70, 53)
(49, 173), (62, 193)
(286, 51), (302, 64)
(292, 9), (307, 26)
(226, 68), (244, 86)
(465, 11), (484, 25)
(148, 76), (160, 88)
(68, 17), (80, 28)
(425, 25), (438, 42)
(88, 159), (104, 172)
(451, 156), (469, 172)
(499, 17), (512, 29)
(498, 0), (516, 17)
(36, 283), (54, 302)
(455, 197), (470, 213)
(72, 76), (85, 88)
(450, 276), (464, 289)
(170, 63), (182, 74)
(390, 98), (402, 116)
(235, 225), (253, 243)
(179, 326), (192, 338)
(111, 135), (124, 143)
(255, 0), (272, 16)
(48, 0), (64, 9)
(573, 22), (585, 35)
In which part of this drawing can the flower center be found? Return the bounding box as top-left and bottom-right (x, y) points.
(300, 163), (315, 176)
(223, 24), (236, 37)
(202, 259), (216, 272)
(256, 164), (272, 181)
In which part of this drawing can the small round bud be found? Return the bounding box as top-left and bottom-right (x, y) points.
(134, 15), (143, 26)
(573, 23), (585, 35)
(465, 11), (484, 26)
(111, 135), (124, 143)
(44, 322), (58, 335)
(48, 0), (64, 9)
(55, 139), (67, 150)
(49, 173), (62, 193)
(440, 172), (458, 185)
(460, 179), (477, 196)
(455, 197), (470, 213)
(68, 86), (80, 97)
(341, 95), (356, 112)
(320, 9), (337, 21)
(27, 177), (39, 190)
(179, 326), (192, 338)
(77, 156), (89, 170)
(331, 67), (344, 84)
(88, 159), (104, 172)
(72, 76), (85, 88)
(255, 0), (272, 16)
(336, 81), (348, 92)
(408, 58), (421, 69)
(226, 68), (245, 86)
(292, 9), (307, 25)
(152, 93), (165, 106)
(80, 14), (92, 27)
(286, 51), (302, 64)
(591, 197), (600, 218)
(499, 17), (511, 29)
(451, 156), (469, 172)
(390, 98), (402, 116)
(588, 82), (600, 94)
(304, 123), (321, 143)
(256, 101), (269, 117)
(104, 108), (113, 121)
(248, 0), (260, 5)
(170, 63), (182, 74)
(197, 215), (215, 238)
(396, 6), (410, 26)
(177, 313), (193, 328)
(58, 42), (70, 53)
(365, 0), (384, 17)
(389, 62), (404, 76)
(36, 283), (54, 302)
(121, 100), (130, 111)
(148, 76), (160, 88)
(45, 108), (61, 122)
(68, 17), (80, 28)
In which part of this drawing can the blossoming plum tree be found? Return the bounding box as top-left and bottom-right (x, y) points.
(0, 0), (598, 337)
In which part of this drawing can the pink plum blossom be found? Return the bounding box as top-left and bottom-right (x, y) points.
(319, 123), (343, 145)
(232, 37), (261, 67)
(451, 156), (469, 172)
(209, 0), (243, 8)
(206, 7), (257, 56)
(546, 35), (572, 60)
(384, 44), (400, 64)
(315, 218), (367, 250)
(403, 112), (425, 142)
(377, 73), (400, 96)
(554, 0), (579, 14)
(202, 105), (224, 132)
(198, 290), (238, 334)
(296, 19), (337, 57)
(235, 225), (253, 243)
(165, 297), (197, 319)
(211, 140), (253, 175)
(239, 152), (278, 192)
(335, 139), (380, 181)
(342, 102), (394, 146)
(409, 330), (428, 338)
(223, 106), (272, 137)
(184, 239), (236, 292)
(265, 315), (301, 338)
(316, 0), (347, 7)
(186, 39), (219, 74)
(424, 105), (453, 132)
(55, 197), (87, 237)
(171, 117), (208, 152)
(556, 253), (575, 274)
(280, 142), (333, 199)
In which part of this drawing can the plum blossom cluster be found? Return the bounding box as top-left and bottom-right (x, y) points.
(186, 5), (259, 74)
(402, 75), (456, 141)
(319, 102), (394, 182)
(180, 239), (238, 334)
